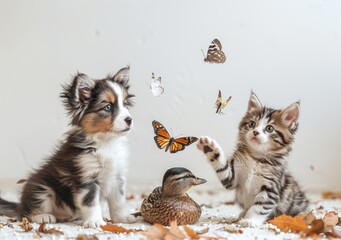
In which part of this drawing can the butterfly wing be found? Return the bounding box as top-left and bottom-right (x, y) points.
(150, 75), (164, 97)
(221, 96), (232, 109)
(205, 39), (226, 64)
(169, 137), (198, 153)
(152, 120), (171, 150)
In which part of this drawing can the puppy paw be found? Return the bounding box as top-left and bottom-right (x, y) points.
(197, 136), (223, 163)
(238, 217), (265, 228)
(83, 218), (106, 228)
(31, 214), (56, 224)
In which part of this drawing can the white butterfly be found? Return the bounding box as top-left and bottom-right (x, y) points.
(147, 73), (164, 97)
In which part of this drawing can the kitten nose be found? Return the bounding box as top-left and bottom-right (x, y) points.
(253, 130), (259, 136)
(125, 116), (133, 126)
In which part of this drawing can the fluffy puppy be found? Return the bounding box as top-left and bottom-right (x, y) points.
(0, 66), (135, 228)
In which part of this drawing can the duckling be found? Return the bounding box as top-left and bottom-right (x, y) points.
(140, 167), (206, 226)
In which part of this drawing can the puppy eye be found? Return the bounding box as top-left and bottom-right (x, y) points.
(104, 104), (112, 112)
(248, 121), (256, 128)
(265, 125), (274, 133)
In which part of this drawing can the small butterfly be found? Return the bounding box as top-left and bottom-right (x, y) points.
(147, 73), (164, 97)
(215, 90), (232, 114)
(202, 38), (226, 64)
(152, 120), (198, 154)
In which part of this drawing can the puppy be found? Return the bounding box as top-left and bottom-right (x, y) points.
(0, 66), (135, 228)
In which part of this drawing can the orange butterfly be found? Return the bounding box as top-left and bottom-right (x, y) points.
(152, 120), (198, 153)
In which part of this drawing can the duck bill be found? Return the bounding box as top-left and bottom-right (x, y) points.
(193, 177), (207, 185)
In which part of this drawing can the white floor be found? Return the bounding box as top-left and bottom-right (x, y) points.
(0, 184), (340, 240)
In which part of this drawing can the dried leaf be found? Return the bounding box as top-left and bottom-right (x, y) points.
(19, 217), (33, 232)
(183, 225), (199, 239)
(76, 234), (100, 240)
(223, 201), (235, 205)
(16, 179), (26, 184)
(164, 221), (186, 240)
(221, 224), (243, 234)
(322, 192), (341, 199)
(297, 211), (316, 225)
(268, 214), (308, 232)
(141, 223), (168, 239)
(100, 224), (135, 233)
(37, 222), (64, 235)
(323, 211), (339, 227)
(305, 219), (324, 236)
(0, 223), (3, 228)
(195, 227), (209, 234)
(326, 228), (341, 238)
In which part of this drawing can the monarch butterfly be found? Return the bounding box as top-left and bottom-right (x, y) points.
(202, 38), (226, 64)
(152, 120), (198, 153)
(215, 90), (232, 114)
(147, 73), (164, 97)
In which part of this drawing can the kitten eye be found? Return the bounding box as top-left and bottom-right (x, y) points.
(248, 121), (256, 128)
(103, 104), (112, 112)
(265, 125), (274, 133)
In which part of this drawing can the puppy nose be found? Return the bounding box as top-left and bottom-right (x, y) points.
(253, 130), (259, 136)
(125, 117), (132, 126)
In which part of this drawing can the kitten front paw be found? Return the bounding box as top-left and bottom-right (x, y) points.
(238, 217), (265, 228)
(83, 218), (106, 228)
(197, 136), (223, 163)
(31, 214), (56, 224)
(112, 213), (137, 223)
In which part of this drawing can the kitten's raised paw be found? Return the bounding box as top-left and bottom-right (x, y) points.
(197, 136), (222, 161)
(31, 214), (56, 224)
(238, 217), (264, 228)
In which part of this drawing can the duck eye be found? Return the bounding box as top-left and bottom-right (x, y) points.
(265, 125), (274, 133)
(248, 121), (256, 128)
(104, 104), (112, 112)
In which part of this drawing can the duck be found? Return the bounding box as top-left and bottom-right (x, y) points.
(140, 167), (206, 226)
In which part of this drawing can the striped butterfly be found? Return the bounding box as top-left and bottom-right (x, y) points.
(215, 90), (232, 114)
(152, 120), (198, 153)
(202, 38), (226, 64)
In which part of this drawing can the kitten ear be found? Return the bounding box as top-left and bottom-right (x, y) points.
(281, 102), (300, 130)
(247, 91), (262, 112)
(111, 65), (130, 86)
(61, 73), (95, 121)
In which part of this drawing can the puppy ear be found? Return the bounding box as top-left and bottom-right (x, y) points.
(281, 102), (300, 130)
(111, 65), (130, 86)
(247, 91), (262, 113)
(61, 73), (95, 123)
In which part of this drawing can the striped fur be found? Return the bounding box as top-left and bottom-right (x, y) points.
(0, 66), (135, 228)
(197, 92), (309, 227)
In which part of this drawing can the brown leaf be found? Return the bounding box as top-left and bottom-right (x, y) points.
(322, 191), (341, 199)
(183, 225), (199, 239)
(141, 223), (168, 240)
(326, 228), (341, 238)
(323, 211), (339, 227)
(305, 219), (325, 236)
(268, 214), (308, 233)
(164, 221), (186, 240)
(76, 234), (100, 240)
(19, 217), (33, 232)
(37, 222), (64, 235)
(100, 224), (135, 233)
(223, 201), (235, 205)
(297, 211), (316, 225)
(16, 179), (26, 184)
(221, 224), (243, 234)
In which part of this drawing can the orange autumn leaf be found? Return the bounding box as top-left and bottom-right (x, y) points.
(164, 220), (186, 240)
(37, 222), (63, 235)
(76, 234), (100, 240)
(323, 211), (339, 227)
(322, 191), (341, 199)
(297, 211), (316, 225)
(183, 225), (199, 239)
(305, 219), (325, 236)
(142, 223), (168, 239)
(19, 217), (33, 232)
(268, 214), (308, 232)
(100, 224), (135, 233)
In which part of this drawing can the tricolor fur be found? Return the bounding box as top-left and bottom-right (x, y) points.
(0, 66), (135, 228)
(197, 92), (309, 227)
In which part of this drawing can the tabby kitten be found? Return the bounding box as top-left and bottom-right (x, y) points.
(197, 92), (309, 227)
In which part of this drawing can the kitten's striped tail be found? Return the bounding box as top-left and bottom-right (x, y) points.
(0, 197), (20, 218)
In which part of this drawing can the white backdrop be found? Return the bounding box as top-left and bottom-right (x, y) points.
(0, 0), (340, 192)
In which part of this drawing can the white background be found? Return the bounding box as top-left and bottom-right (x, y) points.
(0, 0), (340, 192)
